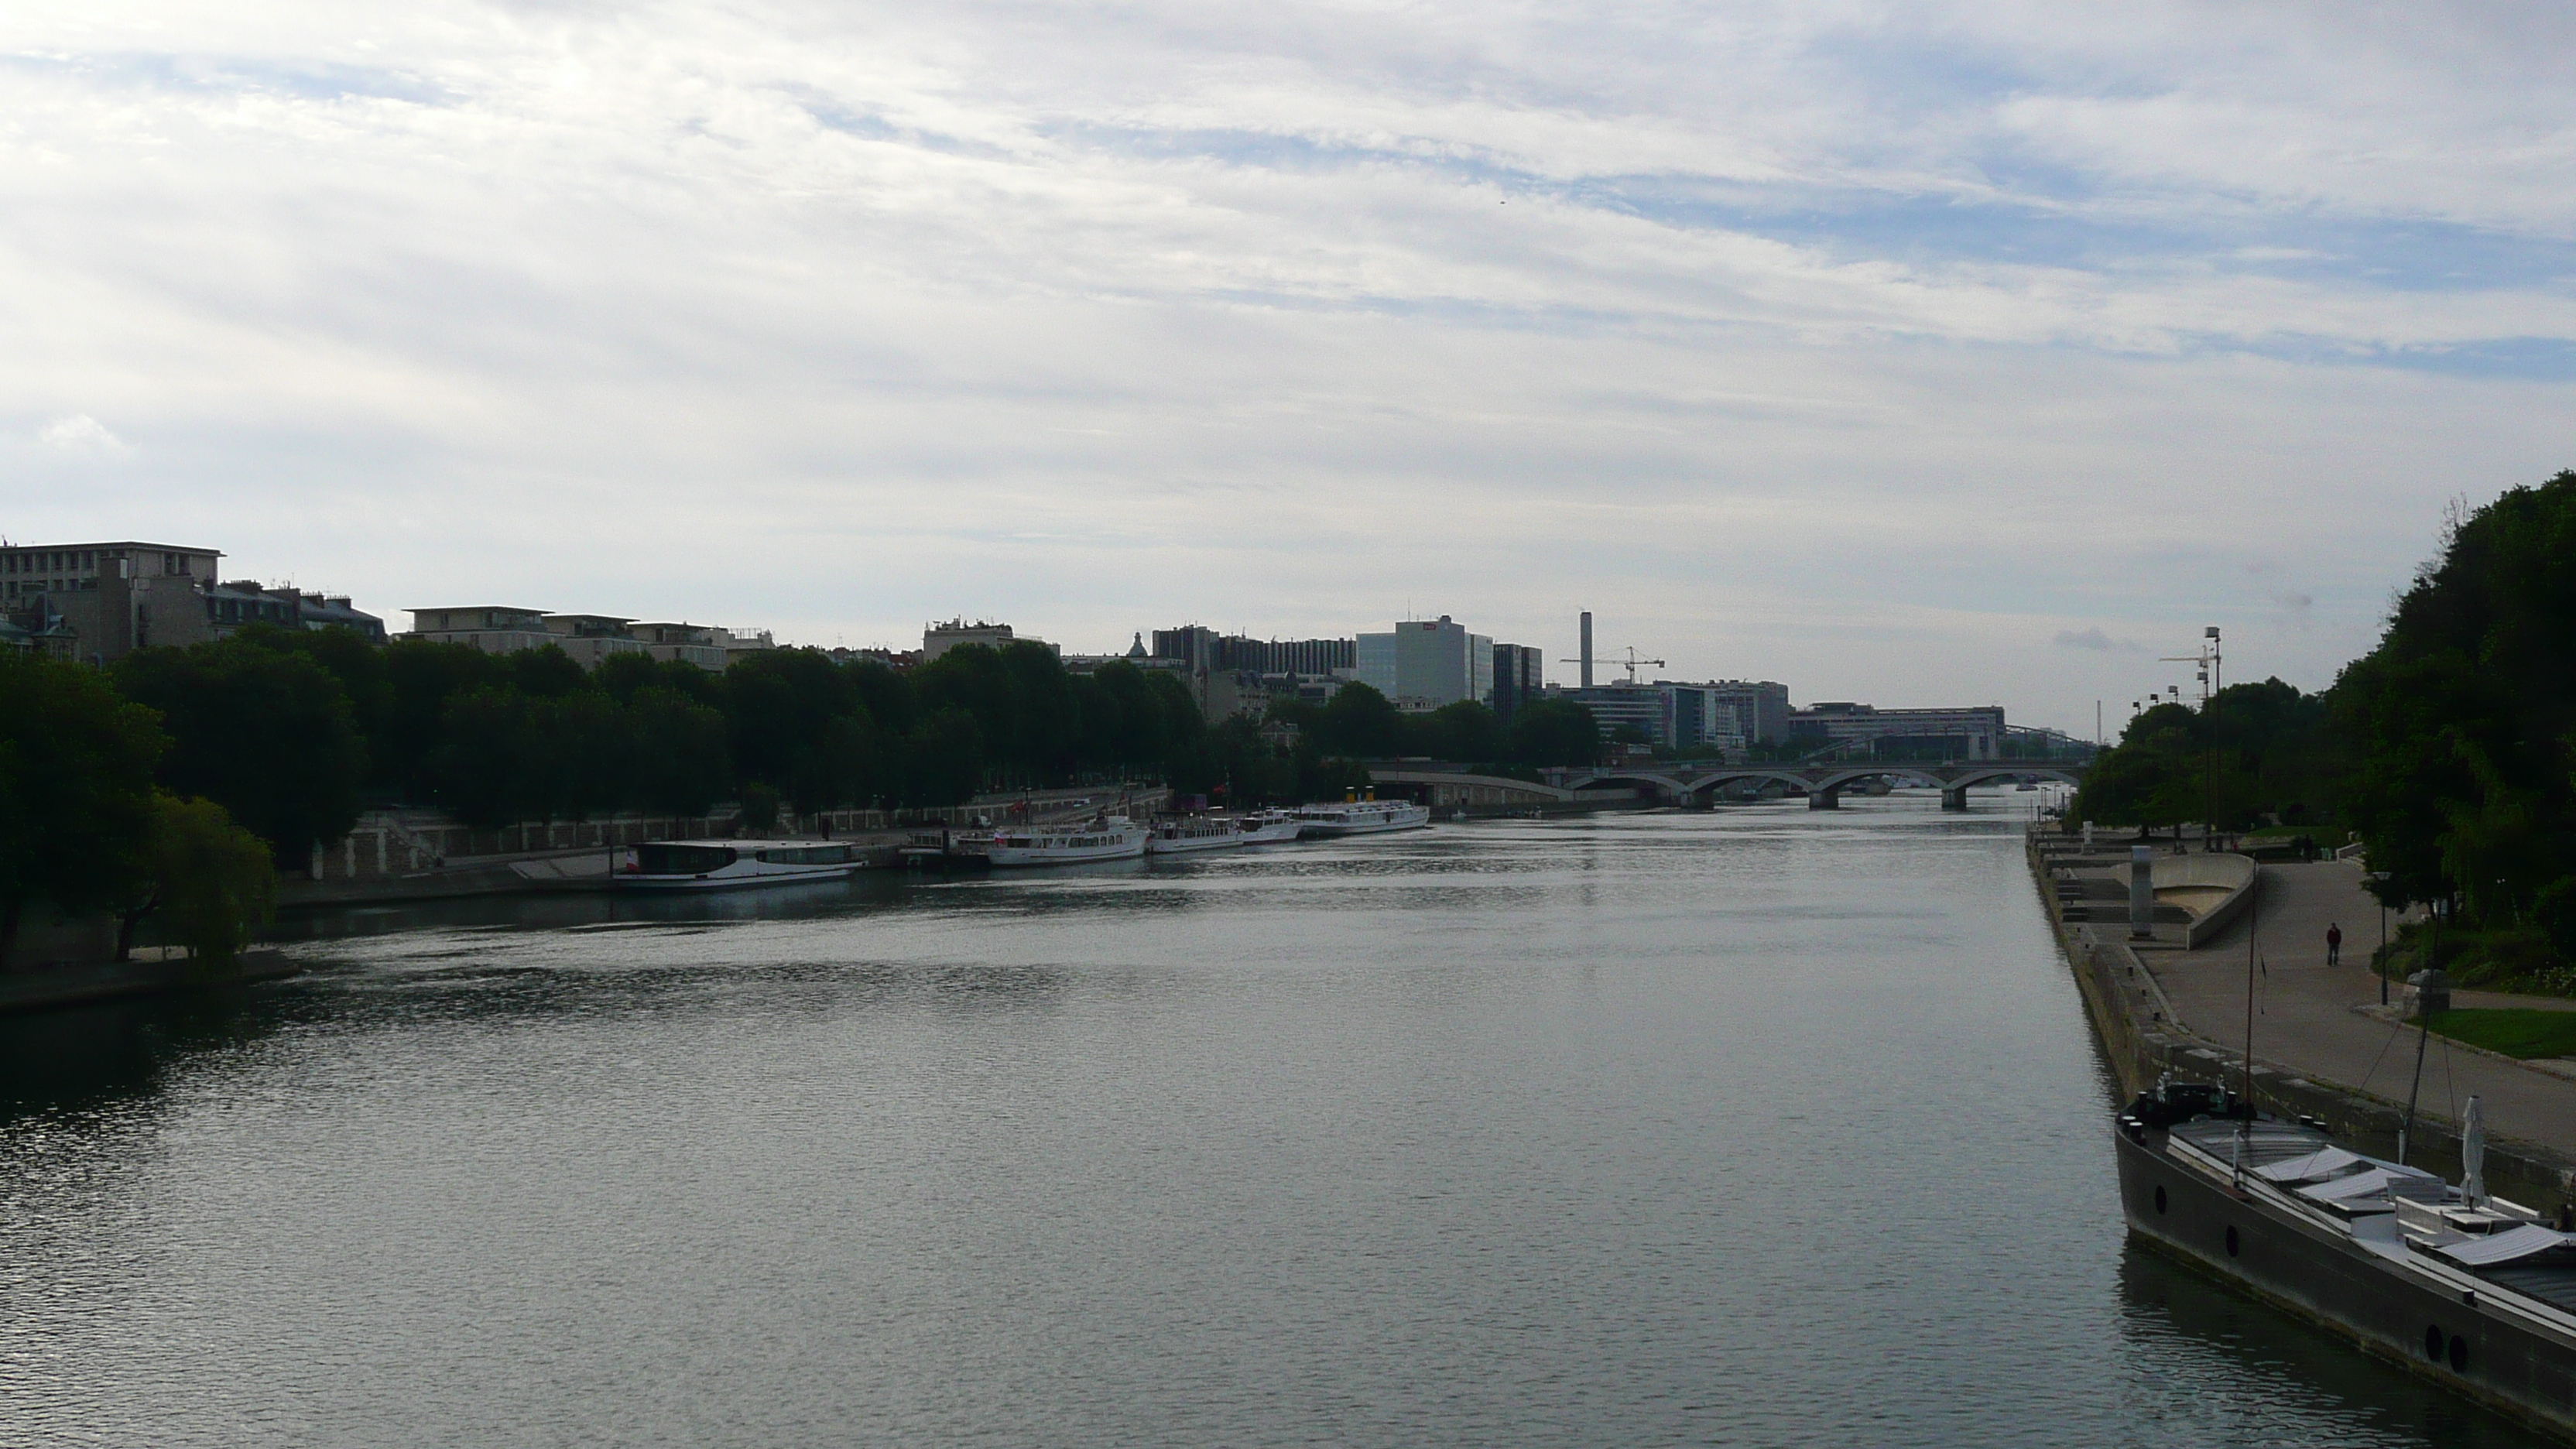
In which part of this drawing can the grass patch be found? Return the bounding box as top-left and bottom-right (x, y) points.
(2424, 1009), (2576, 1060)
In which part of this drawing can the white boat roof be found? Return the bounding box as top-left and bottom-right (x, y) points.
(2431, 1224), (2575, 1267)
(2255, 1146), (2369, 1184)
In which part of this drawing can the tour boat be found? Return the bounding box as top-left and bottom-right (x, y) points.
(1236, 812), (1304, 845)
(982, 815), (1147, 866)
(1146, 817), (1249, 855)
(1286, 798), (1431, 838)
(616, 839), (865, 890)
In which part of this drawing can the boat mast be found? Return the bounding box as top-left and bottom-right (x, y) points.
(2235, 864), (2258, 1184)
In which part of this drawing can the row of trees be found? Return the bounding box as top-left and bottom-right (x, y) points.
(80, 625), (1609, 854)
(2074, 470), (2576, 990)
(0, 652), (275, 970)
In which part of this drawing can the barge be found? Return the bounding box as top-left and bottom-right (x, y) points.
(2115, 1079), (2576, 1437)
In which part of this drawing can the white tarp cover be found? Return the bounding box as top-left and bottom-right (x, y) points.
(2256, 1146), (2369, 1184)
(2432, 1224), (2574, 1267)
(2297, 1168), (2419, 1204)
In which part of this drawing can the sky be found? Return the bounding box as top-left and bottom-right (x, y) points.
(6, 2), (2575, 737)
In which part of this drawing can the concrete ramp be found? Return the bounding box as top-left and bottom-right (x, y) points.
(2150, 853), (2259, 947)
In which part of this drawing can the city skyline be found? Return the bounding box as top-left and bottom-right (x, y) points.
(12, 5), (2574, 736)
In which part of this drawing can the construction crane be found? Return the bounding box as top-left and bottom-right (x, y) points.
(1560, 646), (1667, 685)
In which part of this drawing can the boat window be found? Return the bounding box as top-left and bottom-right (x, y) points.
(637, 844), (736, 874)
(755, 845), (851, 865)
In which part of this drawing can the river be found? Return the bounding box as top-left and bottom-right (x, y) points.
(0, 801), (2546, 1446)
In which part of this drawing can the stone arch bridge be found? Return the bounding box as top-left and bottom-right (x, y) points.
(1367, 761), (2086, 813)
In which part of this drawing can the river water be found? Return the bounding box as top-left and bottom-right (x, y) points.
(0, 801), (2547, 1447)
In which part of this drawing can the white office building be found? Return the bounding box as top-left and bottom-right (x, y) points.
(1356, 616), (1494, 709)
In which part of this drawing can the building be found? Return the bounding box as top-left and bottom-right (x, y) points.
(202, 582), (386, 643)
(3, 541), (224, 662)
(1356, 616), (1492, 709)
(1701, 680), (1791, 745)
(1789, 702), (2007, 759)
(1556, 682), (1746, 752)
(1149, 626), (1355, 677)
(634, 622), (729, 671)
(722, 628), (776, 663)
(543, 615), (652, 670)
(1491, 644), (1545, 721)
(409, 606), (557, 658)
(926, 618), (1011, 659)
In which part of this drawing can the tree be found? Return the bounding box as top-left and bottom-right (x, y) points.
(0, 653), (168, 967)
(1313, 683), (1405, 758)
(628, 688), (732, 817)
(430, 687), (534, 830)
(1416, 701), (1503, 762)
(119, 793), (276, 966)
(115, 640), (367, 860)
(2333, 471), (2576, 913)
(1506, 698), (1601, 767)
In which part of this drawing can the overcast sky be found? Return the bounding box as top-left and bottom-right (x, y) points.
(8, 2), (2574, 735)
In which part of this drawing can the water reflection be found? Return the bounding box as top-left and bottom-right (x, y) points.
(0, 802), (2553, 1447)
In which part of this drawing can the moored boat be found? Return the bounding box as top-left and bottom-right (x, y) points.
(1286, 797), (1430, 838)
(2114, 1081), (2576, 1435)
(1146, 817), (1249, 855)
(983, 815), (1147, 866)
(616, 839), (865, 890)
(1236, 812), (1303, 844)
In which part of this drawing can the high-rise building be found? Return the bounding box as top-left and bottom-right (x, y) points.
(1491, 644), (1544, 721)
(1356, 616), (1492, 709)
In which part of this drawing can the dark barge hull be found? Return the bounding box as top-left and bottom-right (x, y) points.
(2115, 1126), (2576, 1439)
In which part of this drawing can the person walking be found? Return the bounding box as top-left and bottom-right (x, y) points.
(2326, 922), (2343, 966)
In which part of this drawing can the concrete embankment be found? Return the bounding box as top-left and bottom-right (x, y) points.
(2029, 828), (2576, 1221)
(0, 948), (298, 1016)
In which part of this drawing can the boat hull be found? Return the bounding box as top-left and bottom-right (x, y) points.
(615, 864), (862, 891)
(2114, 1126), (2576, 1436)
(1145, 831), (1245, 855)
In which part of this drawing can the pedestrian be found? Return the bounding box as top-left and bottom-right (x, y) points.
(2326, 921), (2342, 966)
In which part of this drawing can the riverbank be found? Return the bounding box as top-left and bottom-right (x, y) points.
(2029, 827), (2576, 1219)
(0, 947), (298, 1016)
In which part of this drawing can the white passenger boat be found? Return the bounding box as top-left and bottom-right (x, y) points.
(615, 839), (864, 890)
(1237, 813), (1304, 845)
(1146, 817), (1248, 855)
(1286, 798), (1431, 838)
(983, 815), (1147, 866)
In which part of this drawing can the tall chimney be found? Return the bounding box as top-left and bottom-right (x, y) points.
(1579, 611), (1594, 688)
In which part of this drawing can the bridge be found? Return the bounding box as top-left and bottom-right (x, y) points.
(1556, 759), (2087, 811)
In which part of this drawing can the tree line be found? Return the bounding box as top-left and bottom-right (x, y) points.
(2073, 469), (2576, 993)
(70, 625), (1608, 851)
(1, 651), (274, 969)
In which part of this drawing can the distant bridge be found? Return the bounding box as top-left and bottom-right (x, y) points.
(1364, 759), (2088, 814)
(1557, 759), (2086, 810)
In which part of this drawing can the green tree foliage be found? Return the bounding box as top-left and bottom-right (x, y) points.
(125, 793), (277, 966)
(2073, 683), (2331, 838)
(1505, 698), (1602, 768)
(2336, 472), (2576, 919)
(0, 652), (169, 966)
(113, 639), (366, 861)
(1313, 683), (1406, 758)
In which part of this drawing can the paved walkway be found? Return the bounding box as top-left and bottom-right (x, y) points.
(2144, 857), (2576, 1158)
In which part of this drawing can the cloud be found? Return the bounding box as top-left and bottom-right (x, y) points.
(0, 2), (2568, 734)
(2054, 627), (2141, 653)
(36, 413), (129, 455)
